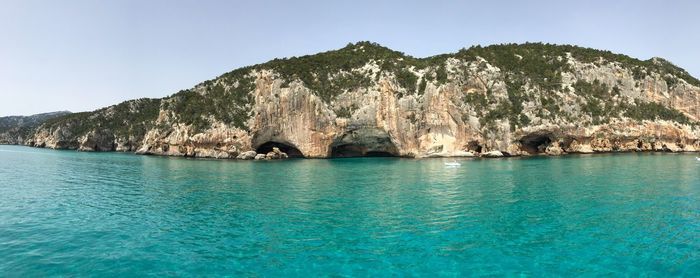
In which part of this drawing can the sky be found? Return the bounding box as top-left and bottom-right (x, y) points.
(1, 0), (698, 116)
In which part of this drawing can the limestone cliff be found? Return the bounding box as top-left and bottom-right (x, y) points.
(0, 111), (71, 145)
(26, 42), (700, 158)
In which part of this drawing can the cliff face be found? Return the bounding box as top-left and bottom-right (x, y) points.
(29, 98), (160, 152)
(0, 111), (71, 145)
(26, 42), (700, 158)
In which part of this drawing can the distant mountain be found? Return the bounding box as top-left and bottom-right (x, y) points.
(0, 111), (72, 144)
(17, 42), (700, 158)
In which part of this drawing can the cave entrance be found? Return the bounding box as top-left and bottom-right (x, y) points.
(466, 140), (483, 153)
(255, 141), (304, 158)
(519, 134), (552, 154)
(330, 144), (399, 158)
(329, 128), (401, 158)
(331, 144), (365, 157)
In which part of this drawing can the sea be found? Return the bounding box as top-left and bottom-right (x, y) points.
(1, 145), (699, 276)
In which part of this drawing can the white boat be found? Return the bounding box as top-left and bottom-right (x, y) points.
(696, 157), (700, 161)
(444, 161), (461, 167)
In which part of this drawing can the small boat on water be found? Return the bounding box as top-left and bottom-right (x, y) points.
(444, 161), (461, 167)
(696, 157), (700, 161)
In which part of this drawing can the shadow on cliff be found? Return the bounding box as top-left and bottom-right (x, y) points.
(329, 128), (400, 158)
(519, 133), (552, 154)
(255, 141), (305, 158)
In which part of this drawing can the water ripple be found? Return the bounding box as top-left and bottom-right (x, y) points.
(1, 147), (699, 276)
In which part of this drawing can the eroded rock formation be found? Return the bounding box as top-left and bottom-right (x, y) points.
(0, 111), (70, 145)
(21, 42), (700, 158)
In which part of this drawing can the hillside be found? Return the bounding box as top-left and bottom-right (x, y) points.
(0, 111), (71, 145)
(22, 42), (700, 158)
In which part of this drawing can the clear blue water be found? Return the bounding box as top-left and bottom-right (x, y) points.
(1, 145), (699, 276)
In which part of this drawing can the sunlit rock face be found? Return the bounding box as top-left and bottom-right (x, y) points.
(25, 42), (700, 158)
(0, 111), (70, 145)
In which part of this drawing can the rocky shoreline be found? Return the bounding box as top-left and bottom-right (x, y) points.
(4, 142), (698, 162)
(14, 125), (700, 160)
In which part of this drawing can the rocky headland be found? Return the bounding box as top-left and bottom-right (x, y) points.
(0, 111), (71, 145)
(6, 42), (700, 159)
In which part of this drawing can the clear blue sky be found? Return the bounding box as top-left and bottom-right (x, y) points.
(1, 0), (698, 116)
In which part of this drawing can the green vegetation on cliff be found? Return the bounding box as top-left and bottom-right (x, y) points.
(41, 98), (161, 139)
(167, 70), (255, 131)
(168, 42), (699, 132)
(454, 43), (698, 129)
(22, 41), (700, 144)
(623, 100), (691, 124)
(0, 111), (71, 144)
(456, 43), (699, 88)
(260, 41), (434, 100)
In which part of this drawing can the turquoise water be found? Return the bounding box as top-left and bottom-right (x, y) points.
(1, 145), (699, 276)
